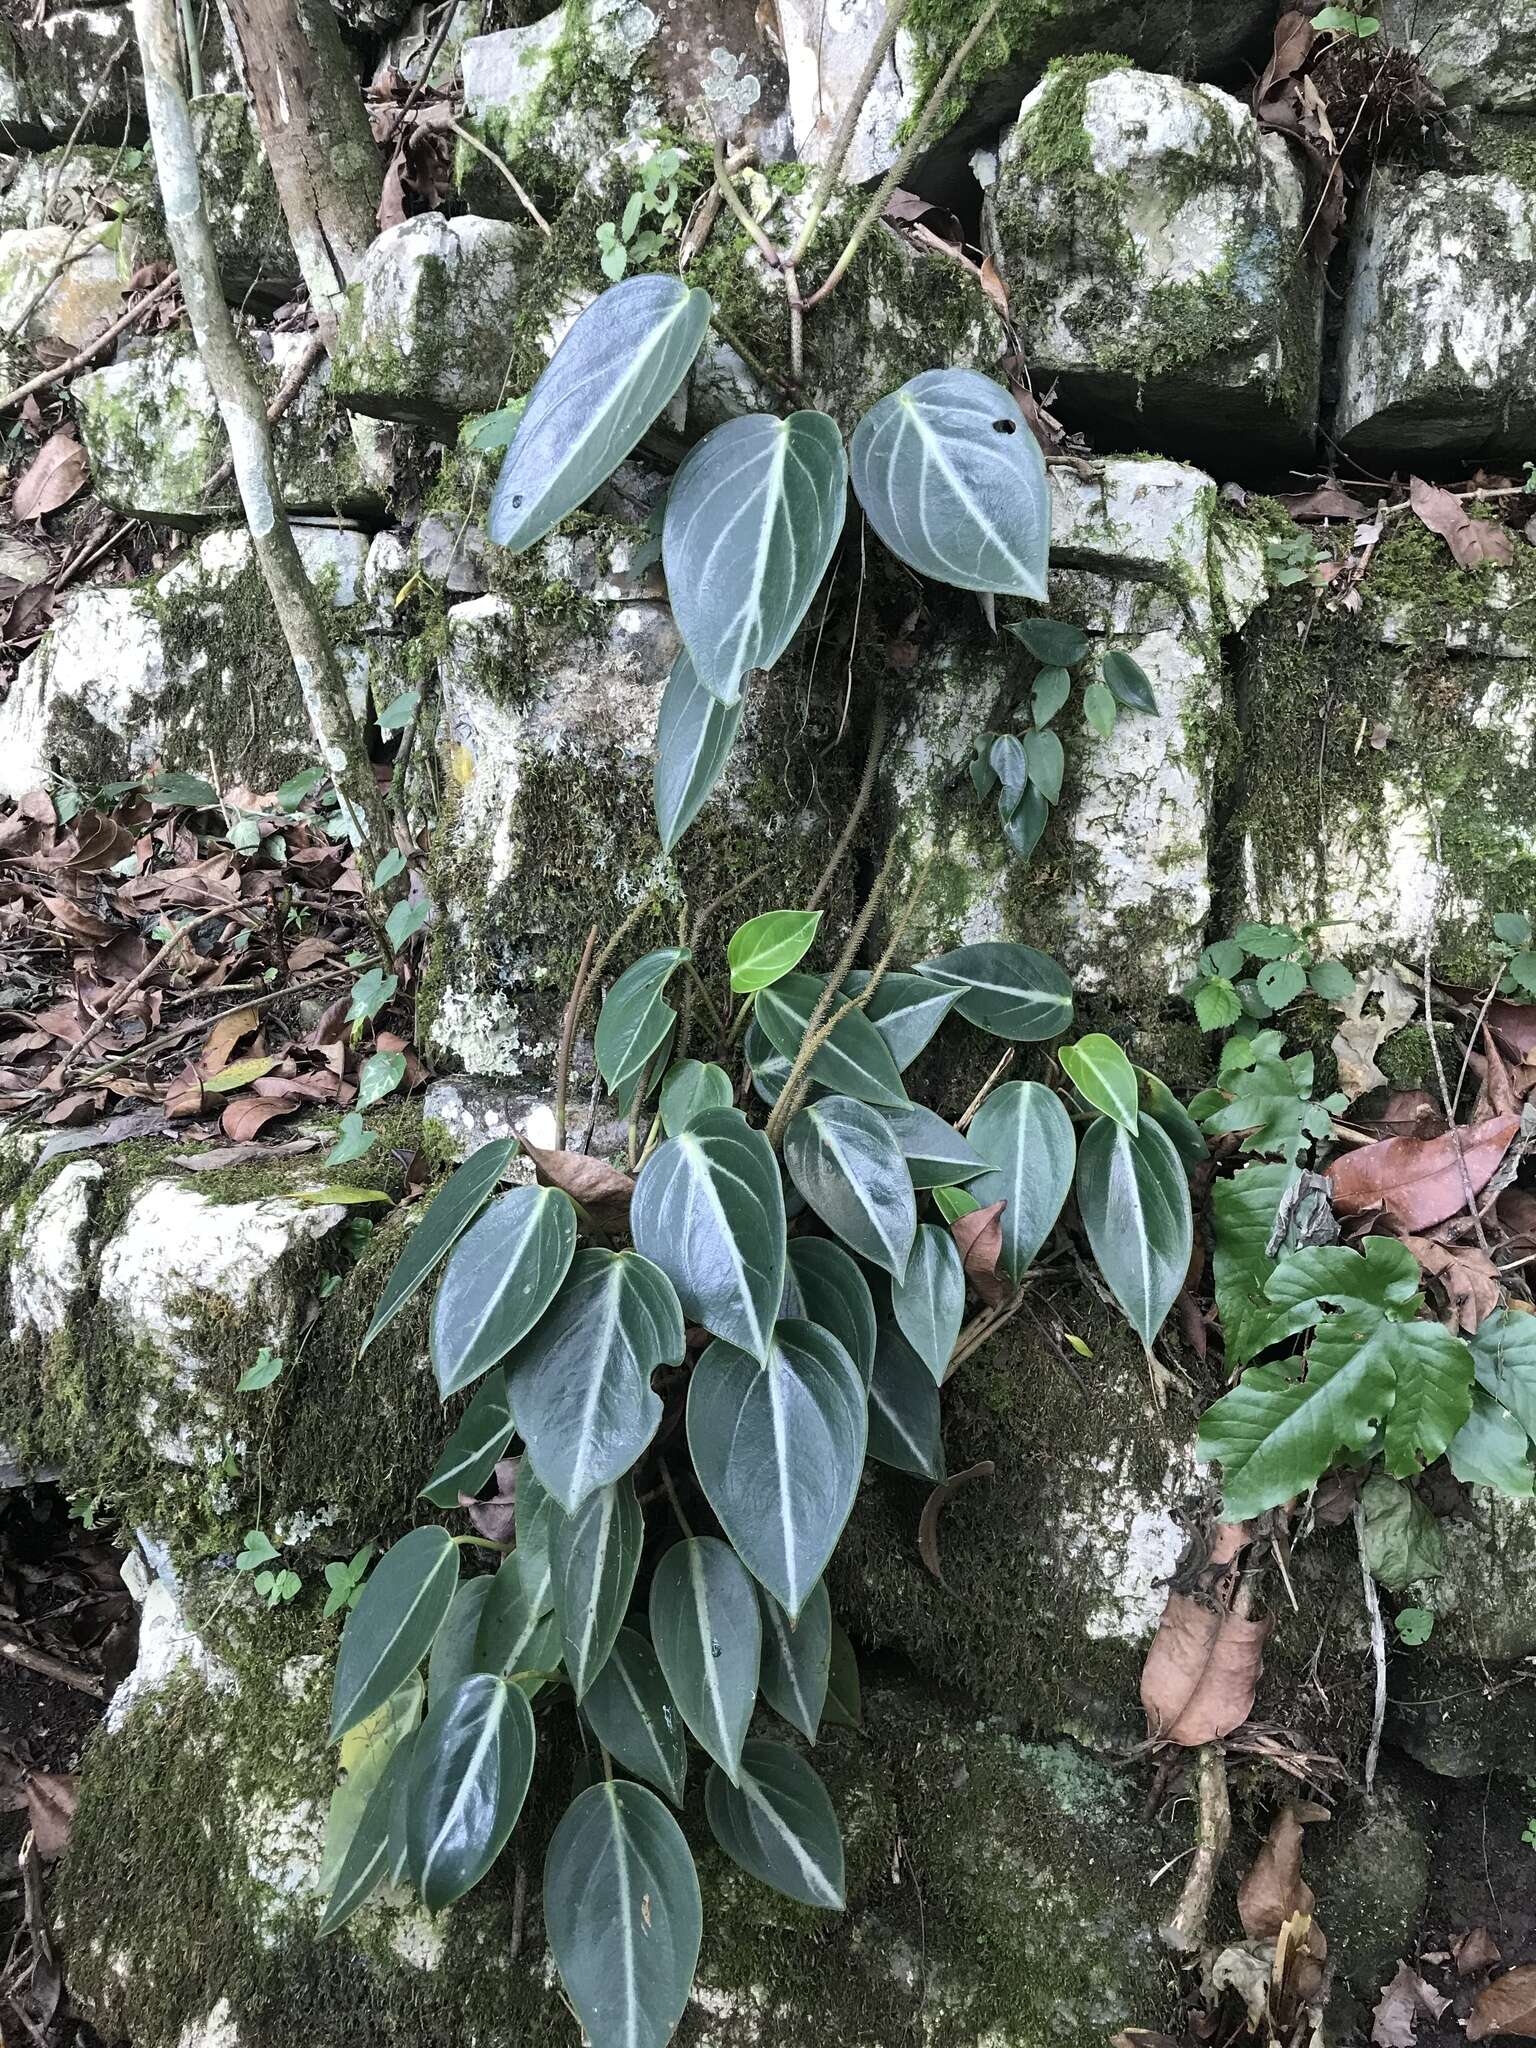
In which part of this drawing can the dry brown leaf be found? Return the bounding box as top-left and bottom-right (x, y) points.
(1454, 1928), (1502, 1978)
(518, 1133), (635, 1235)
(1332, 969), (1416, 1103)
(1275, 485), (1367, 519)
(1237, 1803), (1328, 1941)
(1141, 1522), (1270, 1745)
(1487, 1000), (1536, 1065)
(1469, 1968), (1536, 2042)
(200, 1004), (260, 1077)
(24, 1770), (77, 1861)
(1325, 1114), (1520, 1231)
(951, 1198), (1009, 1306)
(1409, 476), (1515, 570)
(171, 1138), (320, 1170)
(1401, 1236), (1502, 1332)
(220, 1094), (302, 1141)
(1372, 1962), (1450, 2047)
(13, 431), (89, 520)
(916, 1461), (993, 1582)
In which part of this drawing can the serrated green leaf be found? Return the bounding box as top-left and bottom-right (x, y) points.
(783, 1095), (916, 1278)
(727, 909), (822, 993)
(1256, 959), (1307, 1011)
(581, 1628), (687, 1804)
(1357, 1471), (1446, 1589)
(891, 1223), (965, 1382)
(406, 1673), (534, 1909)
(659, 1058), (733, 1135)
(1194, 976), (1244, 1031)
(757, 1578), (830, 1741)
(654, 645), (744, 853)
(553, 1474), (643, 1698)
(1234, 922), (1301, 960)
(964, 1080), (1076, 1282)
(649, 1536), (761, 1780)
(1101, 648), (1157, 712)
(755, 971), (909, 1109)
(1076, 1115), (1192, 1346)
(420, 1369), (515, 1508)
(1007, 618), (1088, 667)
(781, 1237), (877, 1389)
(330, 1527), (459, 1742)
(1059, 1033), (1138, 1132)
(429, 1186), (577, 1397)
(915, 942), (1073, 1042)
(1308, 958), (1356, 1002)
(595, 948), (690, 1098)
(362, 1140), (515, 1354)
(705, 1740), (845, 1909)
(867, 1321), (944, 1479)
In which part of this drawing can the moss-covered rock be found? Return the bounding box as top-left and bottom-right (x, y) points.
(0, 218), (130, 352)
(1310, 1771), (1430, 2001)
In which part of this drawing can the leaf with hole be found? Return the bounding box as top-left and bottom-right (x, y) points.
(1059, 1033), (1138, 1132)
(553, 1474), (643, 1698)
(915, 942), (1073, 1042)
(630, 1108), (785, 1361)
(649, 1536), (761, 1780)
(420, 1369), (516, 1509)
(891, 1223), (966, 1381)
(876, 1101), (986, 1190)
(1007, 618), (1087, 667)
(595, 948), (690, 1099)
(849, 368), (1049, 597)
(659, 1058), (733, 1135)
(489, 274), (711, 553)
(653, 645), (744, 853)
(405, 1673), (534, 1910)
(964, 1080), (1076, 1283)
(506, 1248), (681, 1514)
(688, 1320), (866, 1618)
(867, 1321), (945, 1479)
(728, 909), (822, 993)
(757, 1577), (830, 1741)
(665, 410), (848, 703)
(1101, 649), (1157, 712)
(330, 1526), (459, 1742)
(784, 1095), (916, 1278)
(755, 971), (909, 1108)
(581, 1628), (688, 1804)
(1256, 959), (1307, 1012)
(430, 1186), (577, 1396)
(1075, 1115), (1192, 1346)
(318, 1735), (415, 1936)
(705, 1740), (845, 1909)
(780, 1236), (877, 1389)
(362, 1139), (514, 1354)
(544, 1780), (702, 2048)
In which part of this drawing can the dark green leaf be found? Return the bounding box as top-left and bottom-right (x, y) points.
(1058, 1033), (1138, 1132)
(475, 1556), (561, 1695)
(1469, 1309), (1536, 1438)
(489, 275), (711, 553)
(362, 1140), (514, 1354)
(318, 1737), (414, 1936)
(1031, 665), (1073, 726)
(427, 1577), (495, 1702)
(430, 1186), (577, 1396)
(147, 769), (220, 807)
(688, 1321), (866, 1618)
(867, 1322), (944, 1479)
(514, 1461), (559, 1616)
(1007, 618), (1088, 667)
(876, 1102), (986, 1190)
(823, 1616), (861, 1730)
(595, 948), (689, 1098)
(659, 1058), (733, 1135)
(665, 410), (848, 702)
(728, 910), (822, 993)
(841, 971), (962, 1071)
(420, 1369), (515, 1508)
(544, 1781), (702, 2048)
(1075, 1115), (1192, 1345)
(1357, 1472), (1445, 1590)
(649, 1536), (761, 1781)
(1082, 679), (1116, 737)
(757, 1577), (829, 1741)
(1446, 1388), (1534, 1495)
(1308, 958), (1356, 1002)
(1001, 780), (1050, 859)
(506, 1248), (681, 1514)
(990, 733), (1027, 811)
(378, 689), (420, 734)
(704, 1740), (844, 1909)
(1210, 1161), (1294, 1367)
(781, 1237), (877, 1389)
(631, 1108), (785, 1361)
(891, 1223), (965, 1382)
(1493, 911), (1533, 948)
(1135, 1067), (1208, 1171)
(330, 1527), (458, 1742)
(1101, 648), (1157, 711)
(784, 1096), (916, 1278)
(915, 942), (1073, 1042)
(553, 1475), (643, 1698)
(849, 369), (1049, 598)
(1023, 727), (1064, 803)
(755, 972), (909, 1109)
(965, 1080), (1075, 1282)
(406, 1673), (534, 1909)
(581, 1629), (688, 1804)
(654, 646), (744, 853)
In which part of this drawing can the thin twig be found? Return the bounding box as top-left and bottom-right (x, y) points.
(1354, 1504), (1387, 1798)
(449, 119), (551, 235)
(58, 906), (231, 1078)
(554, 924), (599, 1148)
(1450, 969), (1505, 1123)
(0, 267), (182, 414)
(399, 0), (461, 117)
(786, 0), (915, 269)
(1159, 1742), (1230, 1953)
(1420, 831), (1496, 1257)
(956, 1049), (1014, 1132)
(200, 330), (326, 498)
(808, 697), (888, 911)
(0, 1636), (104, 1698)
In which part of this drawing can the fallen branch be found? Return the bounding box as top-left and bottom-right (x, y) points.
(1354, 1503), (1387, 1798)
(57, 905), (232, 1079)
(1159, 1740), (1231, 1954)
(0, 266), (181, 414)
(1, 1635), (105, 1699)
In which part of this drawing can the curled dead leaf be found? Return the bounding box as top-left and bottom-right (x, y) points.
(1409, 476), (1515, 570)
(1372, 1961), (1450, 2047)
(1400, 1236), (1502, 1333)
(1325, 1115), (1520, 1231)
(916, 1461), (993, 1583)
(1469, 1967), (1536, 2043)
(1141, 1522), (1270, 1746)
(517, 1133), (635, 1234)
(1454, 1928), (1502, 1979)
(950, 1198), (1009, 1306)
(13, 431), (89, 520)
(1237, 1802), (1329, 1942)
(24, 1770), (77, 1861)
(220, 1094), (303, 1142)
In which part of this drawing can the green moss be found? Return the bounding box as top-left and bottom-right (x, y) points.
(1016, 51), (1133, 178)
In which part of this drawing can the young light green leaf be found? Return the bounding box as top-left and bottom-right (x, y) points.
(325, 1111), (376, 1167)
(595, 948), (689, 1098)
(755, 971), (909, 1109)
(915, 942), (1073, 1042)
(964, 1080), (1076, 1282)
(430, 1186), (577, 1396)
(757, 1577), (830, 1742)
(653, 645), (744, 853)
(506, 1248), (681, 1514)
(581, 1628), (688, 1805)
(1101, 649), (1157, 712)
(362, 1140), (514, 1354)
(374, 847), (406, 886)
(1031, 665), (1073, 727)
(867, 1321), (944, 1480)
(687, 1321), (866, 1619)
(891, 1223), (965, 1382)
(781, 1237), (877, 1389)
(1076, 1115), (1192, 1346)
(1023, 727), (1064, 804)
(357, 1049), (406, 1113)
(659, 1058), (733, 1135)
(553, 1475), (643, 1699)
(932, 1182), (980, 1225)
(1194, 976), (1244, 1031)
(783, 1095), (917, 1278)
(384, 897), (429, 949)
(318, 1736), (414, 1937)
(630, 1108), (785, 1361)
(727, 909), (822, 993)
(330, 1526), (459, 1742)
(1256, 958), (1307, 1011)
(1446, 1388), (1534, 1495)
(406, 1672), (535, 1909)
(1006, 618), (1088, 667)
(489, 274), (712, 553)
(1083, 678), (1117, 737)
(704, 1740), (845, 1909)
(420, 1368), (515, 1507)
(1059, 1033), (1138, 1132)
(236, 1345), (284, 1391)
(1357, 1472), (1446, 1589)
(664, 410), (848, 703)
(849, 368), (1049, 597)
(544, 1781), (702, 2048)
(236, 1529), (278, 1571)
(842, 970), (963, 1070)
(1394, 1606), (1433, 1644)
(649, 1536), (762, 1781)
(876, 1101), (986, 1190)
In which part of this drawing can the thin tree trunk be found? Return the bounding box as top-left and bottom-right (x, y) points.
(222, 0), (381, 346)
(133, 0), (400, 907)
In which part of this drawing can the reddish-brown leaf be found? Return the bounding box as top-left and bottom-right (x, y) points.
(951, 1199), (1009, 1306)
(1468, 1968), (1536, 2042)
(1325, 1115), (1520, 1231)
(220, 1094), (303, 1141)
(1275, 486), (1367, 520)
(518, 1133), (635, 1234)
(916, 1460), (993, 1583)
(1141, 1522), (1270, 1746)
(42, 894), (116, 942)
(200, 1005), (261, 1077)
(13, 431), (89, 520)
(24, 1770), (78, 1861)
(1401, 1236), (1502, 1332)
(1409, 476), (1515, 570)
(1488, 1000), (1536, 1065)
(1238, 1804), (1327, 1941)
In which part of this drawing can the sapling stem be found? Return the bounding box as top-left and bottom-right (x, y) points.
(809, 699), (889, 911)
(658, 1459), (694, 1538)
(711, 134), (780, 264)
(554, 923), (599, 1148)
(453, 1534), (513, 1554)
(785, 0), (915, 269)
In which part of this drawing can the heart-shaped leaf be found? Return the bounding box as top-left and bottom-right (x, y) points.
(649, 1536), (761, 1781)
(1059, 1033), (1139, 1133)
(964, 1080), (1076, 1283)
(406, 1673), (535, 1909)
(915, 942), (1073, 1041)
(891, 1223), (966, 1382)
(595, 948), (690, 1099)
(419, 1369), (515, 1508)
(728, 909), (822, 993)
(513, 1461), (558, 1615)
(659, 1058), (733, 1135)
(687, 1321), (866, 1619)
(1102, 648), (1157, 712)
(580, 1628), (687, 1805)
(653, 645), (744, 853)
(430, 1186), (577, 1396)
(755, 971), (909, 1109)
(867, 1322), (945, 1479)
(783, 1095), (916, 1278)
(1023, 728), (1063, 804)
(781, 1237), (876, 1389)
(825, 1617), (862, 1730)
(631, 1108), (785, 1361)
(362, 1139), (514, 1353)
(849, 368), (1049, 597)
(506, 1248), (682, 1514)
(489, 275), (711, 553)
(842, 970), (963, 1070)
(876, 1101), (986, 1189)
(330, 1527), (459, 1742)
(553, 1475), (643, 1699)
(1136, 1066), (1209, 1170)
(705, 1739), (845, 1909)
(1006, 617), (1088, 667)
(1031, 665), (1072, 726)
(1076, 1114), (1193, 1346)
(757, 1577), (830, 1741)
(664, 410), (849, 703)
(544, 1781), (702, 2048)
